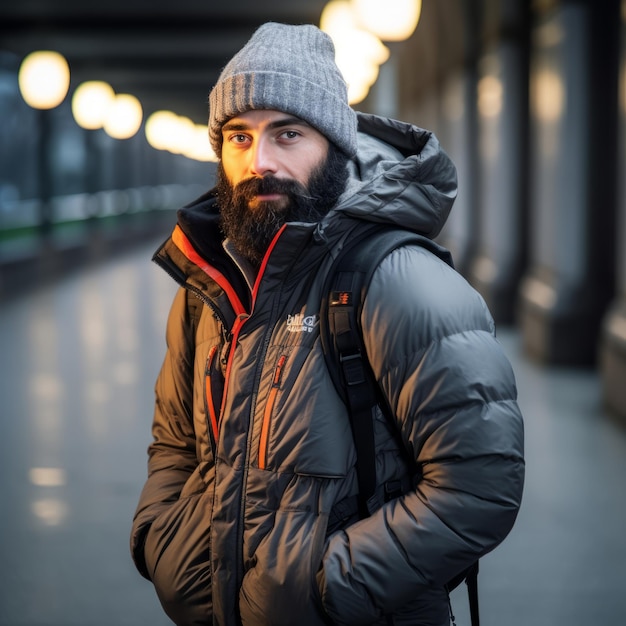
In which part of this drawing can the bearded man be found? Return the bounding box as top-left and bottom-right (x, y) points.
(131, 22), (525, 626)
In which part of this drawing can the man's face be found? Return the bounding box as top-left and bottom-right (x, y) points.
(220, 109), (330, 207)
(218, 109), (348, 266)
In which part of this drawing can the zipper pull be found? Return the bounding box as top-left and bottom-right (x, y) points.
(272, 355), (287, 386)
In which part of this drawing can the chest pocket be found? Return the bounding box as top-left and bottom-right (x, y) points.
(191, 296), (231, 460)
(254, 341), (354, 478)
(204, 343), (225, 451)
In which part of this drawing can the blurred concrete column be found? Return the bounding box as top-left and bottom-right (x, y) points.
(370, 53), (399, 120)
(467, 0), (530, 325)
(600, 5), (626, 422)
(437, 0), (482, 277)
(438, 71), (478, 276)
(518, 0), (619, 365)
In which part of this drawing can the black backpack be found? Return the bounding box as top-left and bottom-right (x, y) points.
(318, 225), (479, 626)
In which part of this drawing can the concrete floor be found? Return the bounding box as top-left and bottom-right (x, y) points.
(1, 238), (625, 626)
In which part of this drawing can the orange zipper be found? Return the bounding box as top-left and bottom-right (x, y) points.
(205, 345), (220, 444)
(258, 355), (287, 470)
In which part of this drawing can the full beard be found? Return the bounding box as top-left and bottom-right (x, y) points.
(217, 145), (349, 266)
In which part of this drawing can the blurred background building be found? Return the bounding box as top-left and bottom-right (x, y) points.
(1, 1), (625, 625)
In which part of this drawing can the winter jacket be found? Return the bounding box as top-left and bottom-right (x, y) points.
(131, 112), (525, 626)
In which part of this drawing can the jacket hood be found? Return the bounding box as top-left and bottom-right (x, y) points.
(329, 112), (458, 240)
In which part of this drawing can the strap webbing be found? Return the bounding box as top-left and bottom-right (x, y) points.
(329, 279), (378, 517)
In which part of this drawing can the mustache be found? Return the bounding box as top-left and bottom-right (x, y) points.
(233, 176), (316, 202)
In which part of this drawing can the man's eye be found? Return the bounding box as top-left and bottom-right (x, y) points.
(229, 133), (248, 144)
(282, 130), (299, 139)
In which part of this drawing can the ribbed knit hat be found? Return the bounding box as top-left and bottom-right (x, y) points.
(209, 22), (357, 157)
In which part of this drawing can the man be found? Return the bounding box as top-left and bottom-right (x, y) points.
(131, 22), (525, 626)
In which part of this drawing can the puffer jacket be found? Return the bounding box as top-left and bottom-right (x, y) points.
(131, 112), (525, 626)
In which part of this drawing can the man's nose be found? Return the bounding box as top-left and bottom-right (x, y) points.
(250, 137), (279, 177)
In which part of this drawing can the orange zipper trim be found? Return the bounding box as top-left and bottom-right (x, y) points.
(218, 224), (288, 424)
(251, 224), (287, 301)
(258, 355), (287, 470)
(175, 222), (289, 453)
(172, 225), (247, 316)
(205, 345), (220, 443)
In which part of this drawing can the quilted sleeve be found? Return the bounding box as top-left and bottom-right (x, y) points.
(130, 286), (199, 578)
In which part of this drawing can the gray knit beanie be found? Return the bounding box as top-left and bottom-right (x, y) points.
(208, 22), (357, 158)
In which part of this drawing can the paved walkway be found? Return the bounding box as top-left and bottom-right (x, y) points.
(1, 238), (625, 625)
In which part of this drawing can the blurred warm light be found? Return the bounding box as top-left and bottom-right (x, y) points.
(532, 69), (564, 122)
(103, 93), (143, 139)
(29, 467), (67, 487)
(146, 111), (217, 161)
(346, 81), (371, 106)
(336, 48), (380, 91)
(145, 110), (179, 150)
(145, 110), (187, 152)
(345, 28), (390, 66)
(18, 50), (70, 109)
(182, 125), (219, 162)
(478, 75), (503, 119)
(321, 0), (389, 104)
(321, 0), (389, 65)
(31, 498), (67, 526)
(72, 80), (115, 129)
(320, 0), (354, 37)
(351, 0), (422, 42)
(169, 115), (196, 155)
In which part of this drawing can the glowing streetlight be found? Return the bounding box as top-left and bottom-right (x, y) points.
(321, 0), (357, 36)
(183, 125), (218, 162)
(335, 47), (380, 93)
(72, 81), (115, 130)
(145, 112), (216, 161)
(168, 115), (196, 155)
(18, 50), (70, 109)
(103, 93), (143, 139)
(320, 0), (389, 104)
(145, 110), (182, 151)
(17, 51), (71, 235)
(351, 0), (422, 42)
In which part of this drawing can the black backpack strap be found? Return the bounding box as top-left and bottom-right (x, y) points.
(467, 561), (480, 626)
(327, 270), (379, 517)
(320, 226), (442, 515)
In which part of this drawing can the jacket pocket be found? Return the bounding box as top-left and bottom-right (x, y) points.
(239, 505), (331, 626)
(204, 344), (224, 450)
(254, 344), (352, 477)
(258, 354), (287, 470)
(144, 490), (214, 625)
